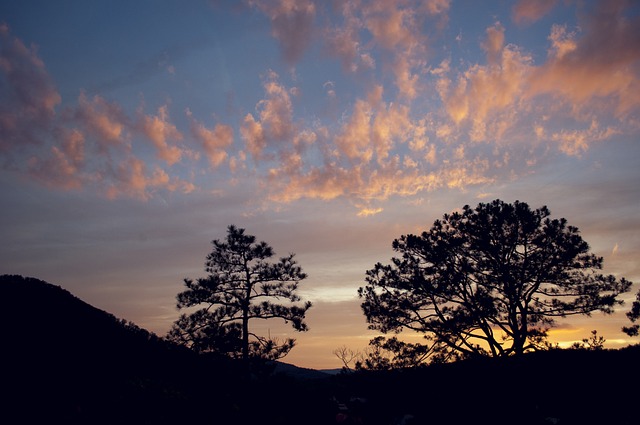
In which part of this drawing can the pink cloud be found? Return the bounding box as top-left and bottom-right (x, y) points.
(265, 147), (493, 206)
(267, 162), (353, 203)
(363, 1), (431, 100)
(0, 25), (199, 201)
(323, 1), (436, 99)
(335, 98), (373, 162)
(240, 114), (266, 160)
(187, 110), (234, 168)
(548, 120), (620, 156)
(75, 92), (130, 152)
(28, 128), (85, 189)
(512, 0), (558, 25)
(482, 22), (505, 65)
(372, 102), (413, 163)
(527, 0), (640, 118)
(0, 23), (61, 151)
(137, 105), (184, 165)
(364, 1), (418, 50)
(249, 0), (316, 64)
(324, 11), (375, 74)
(104, 156), (194, 201)
(392, 54), (422, 100)
(439, 25), (533, 141)
(420, 0), (451, 16)
(240, 71), (296, 160)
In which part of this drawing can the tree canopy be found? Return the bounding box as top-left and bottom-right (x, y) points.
(167, 225), (311, 363)
(622, 289), (640, 337)
(359, 199), (631, 360)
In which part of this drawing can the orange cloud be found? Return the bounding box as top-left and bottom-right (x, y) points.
(240, 114), (266, 160)
(512, 0), (558, 25)
(75, 92), (130, 152)
(363, 0), (428, 99)
(187, 110), (233, 168)
(549, 120), (619, 156)
(335, 98), (374, 162)
(364, 0), (419, 50)
(439, 25), (533, 141)
(393, 54), (421, 100)
(372, 102), (413, 163)
(267, 163), (352, 203)
(265, 152), (492, 206)
(138, 105), (184, 165)
(240, 71), (296, 160)
(527, 0), (640, 118)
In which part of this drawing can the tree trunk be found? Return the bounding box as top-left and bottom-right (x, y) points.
(242, 264), (251, 374)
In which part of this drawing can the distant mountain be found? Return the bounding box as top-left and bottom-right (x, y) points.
(270, 360), (334, 379)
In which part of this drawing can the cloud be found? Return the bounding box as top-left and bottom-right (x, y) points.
(28, 128), (85, 189)
(482, 22), (505, 65)
(187, 110), (233, 168)
(74, 92), (130, 152)
(527, 0), (640, 118)
(249, 0), (316, 64)
(323, 2), (375, 74)
(0, 25), (199, 200)
(421, 0), (451, 16)
(362, 0), (429, 99)
(357, 206), (383, 217)
(512, 0), (558, 25)
(137, 105), (184, 165)
(0, 23), (61, 151)
(104, 157), (194, 201)
(240, 113), (266, 160)
(438, 23), (533, 142)
(364, 0), (418, 50)
(548, 119), (619, 156)
(371, 101), (413, 163)
(335, 98), (374, 162)
(323, 0), (442, 99)
(240, 70), (296, 160)
(4, 1), (639, 212)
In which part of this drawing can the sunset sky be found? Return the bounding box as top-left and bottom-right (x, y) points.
(1, 0), (639, 369)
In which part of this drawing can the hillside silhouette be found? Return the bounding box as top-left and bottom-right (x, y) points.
(1, 274), (638, 425)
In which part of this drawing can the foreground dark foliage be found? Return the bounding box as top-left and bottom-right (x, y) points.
(1, 274), (637, 425)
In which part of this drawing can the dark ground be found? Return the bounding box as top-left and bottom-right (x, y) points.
(2, 274), (638, 425)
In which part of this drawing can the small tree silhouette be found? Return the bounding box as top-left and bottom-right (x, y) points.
(572, 330), (606, 350)
(167, 225), (311, 367)
(622, 289), (640, 337)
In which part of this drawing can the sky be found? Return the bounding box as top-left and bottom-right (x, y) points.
(1, 0), (639, 370)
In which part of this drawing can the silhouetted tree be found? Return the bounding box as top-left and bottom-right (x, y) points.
(622, 289), (640, 337)
(571, 329), (606, 350)
(359, 199), (631, 360)
(167, 225), (311, 366)
(333, 345), (360, 372)
(356, 336), (453, 370)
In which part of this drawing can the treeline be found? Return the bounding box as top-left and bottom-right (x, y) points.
(2, 274), (639, 424)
